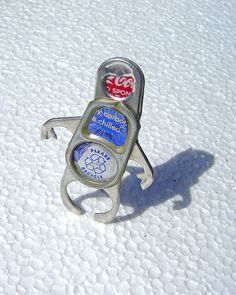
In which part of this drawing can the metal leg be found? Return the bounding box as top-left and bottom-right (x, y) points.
(60, 167), (83, 215)
(94, 184), (120, 223)
(41, 116), (81, 139)
(130, 141), (154, 190)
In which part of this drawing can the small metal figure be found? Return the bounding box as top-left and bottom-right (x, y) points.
(41, 57), (154, 223)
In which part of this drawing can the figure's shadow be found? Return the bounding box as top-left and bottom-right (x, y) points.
(74, 149), (214, 223)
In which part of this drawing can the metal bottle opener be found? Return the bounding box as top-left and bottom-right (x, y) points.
(41, 57), (154, 223)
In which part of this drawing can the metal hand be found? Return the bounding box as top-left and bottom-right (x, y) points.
(41, 116), (81, 139)
(130, 141), (154, 190)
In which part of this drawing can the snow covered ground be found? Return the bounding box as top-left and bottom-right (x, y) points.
(0, 0), (235, 294)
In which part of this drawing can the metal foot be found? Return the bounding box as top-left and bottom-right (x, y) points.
(94, 184), (120, 223)
(130, 141), (154, 190)
(60, 168), (83, 215)
(41, 116), (82, 139)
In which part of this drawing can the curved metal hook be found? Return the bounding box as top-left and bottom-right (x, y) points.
(41, 116), (82, 139)
(130, 141), (154, 190)
(60, 168), (83, 215)
(94, 184), (120, 223)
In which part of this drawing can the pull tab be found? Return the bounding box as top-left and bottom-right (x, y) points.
(94, 57), (145, 120)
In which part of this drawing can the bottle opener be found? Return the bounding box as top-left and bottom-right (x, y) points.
(41, 57), (154, 223)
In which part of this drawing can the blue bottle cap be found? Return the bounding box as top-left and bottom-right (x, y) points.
(88, 107), (128, 146)
(73, 142), (117, 183)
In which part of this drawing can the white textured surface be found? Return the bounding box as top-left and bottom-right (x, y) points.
(0, 0), (236, 294)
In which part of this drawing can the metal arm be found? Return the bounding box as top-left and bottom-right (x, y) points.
(41, 116), (82, 139)
(130, 141), (154, 190)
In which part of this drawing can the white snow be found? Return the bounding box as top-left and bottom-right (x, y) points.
(0, 0), (236, 294)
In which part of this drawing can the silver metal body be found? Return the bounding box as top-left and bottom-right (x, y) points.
(41, 57), (154, 223)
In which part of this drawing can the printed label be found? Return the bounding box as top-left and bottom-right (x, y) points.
(105, 74), (135, 99)
(88, 107), (128, 146)
(73, 142), (117, 182)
